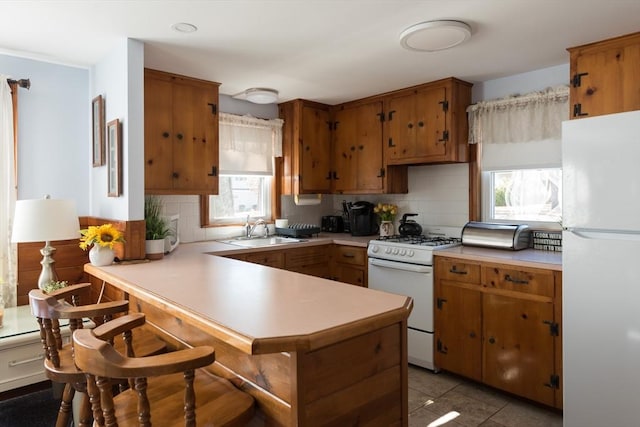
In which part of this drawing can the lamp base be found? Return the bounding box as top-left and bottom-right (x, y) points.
(38, 241), (58, 290)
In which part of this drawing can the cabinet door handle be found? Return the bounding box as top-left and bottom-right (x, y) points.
(388, 110), (396, 121)
(207, 166), (217, 177)
(407, 122), (413, 129)
(342, 253), (355, 258)
(504, 274), (529, 285)
(9, 354), (44, 367)
(388, 138), (396, 148)
(418, 121), (424, 127)
(437, 130), (449, 143)
(488, 336), (496, 344)
(449, 267), (467, 275)
(176, 133), (184, 140)
(162, 132), (170, 138)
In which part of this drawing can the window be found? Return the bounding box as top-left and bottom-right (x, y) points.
(483, 168), (562, 224)
(468, 86), (568, 228)
(209, 175), (272, 224)
(206, 113), (282, 226)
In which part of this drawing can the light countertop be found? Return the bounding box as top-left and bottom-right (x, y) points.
(435, 246), (562, 271)
(85, 233), (410, 355)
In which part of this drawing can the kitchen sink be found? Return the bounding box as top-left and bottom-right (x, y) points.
(219, 236), (306, 248)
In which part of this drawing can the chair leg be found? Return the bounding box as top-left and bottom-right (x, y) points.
(55, 383), (75, 427)
(76, 391), (93, 427)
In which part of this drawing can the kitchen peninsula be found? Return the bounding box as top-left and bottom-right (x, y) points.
(85, 241), (412, 427)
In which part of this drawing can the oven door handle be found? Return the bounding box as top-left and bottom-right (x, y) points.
(369, 258), (432, 274)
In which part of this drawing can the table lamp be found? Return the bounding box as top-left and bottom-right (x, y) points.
(11, 196), (80, 290)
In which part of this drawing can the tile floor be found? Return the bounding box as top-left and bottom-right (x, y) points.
(408, 365), (563, 427)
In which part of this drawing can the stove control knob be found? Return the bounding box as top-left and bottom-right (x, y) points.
(407, 250), (415, 257)
(399, 249), (406, 256)
(385, 247), (392, 254)
(392, 248), (399, 255)
(370, 245), (379, 253)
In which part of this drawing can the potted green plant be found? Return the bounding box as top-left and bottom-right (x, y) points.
(144, 196), (171, 260)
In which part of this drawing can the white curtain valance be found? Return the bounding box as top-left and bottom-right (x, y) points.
(219, 112), (283, 176)
(467, 86), (569, 145)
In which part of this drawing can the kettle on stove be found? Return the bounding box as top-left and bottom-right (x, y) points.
(398, 213), (423, 236)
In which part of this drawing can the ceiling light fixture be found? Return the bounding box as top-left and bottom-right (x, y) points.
(171, 22), (198, 33)
(400, 20), (471, 52)
(233, 88), (279, 104)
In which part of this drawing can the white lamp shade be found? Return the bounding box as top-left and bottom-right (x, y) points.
(12, 198), (80, 243)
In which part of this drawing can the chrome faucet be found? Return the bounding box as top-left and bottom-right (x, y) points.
(245, 216), (267, 238)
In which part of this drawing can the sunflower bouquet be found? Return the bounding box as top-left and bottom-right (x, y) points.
(374, 203), (398, 222)
(79, 224), (125, 251)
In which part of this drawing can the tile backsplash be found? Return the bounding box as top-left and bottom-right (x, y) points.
(159, 163), (469, 243)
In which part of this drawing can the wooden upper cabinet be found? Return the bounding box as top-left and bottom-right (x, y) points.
(332, 101), (384, 194)
(384, 77), (472, 165)
(279, 99), (332, 194)
(568, 31), (640, 119)
(144, 68), (220, 195)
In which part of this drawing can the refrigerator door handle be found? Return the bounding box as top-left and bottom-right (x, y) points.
(565, 227), (640, 241)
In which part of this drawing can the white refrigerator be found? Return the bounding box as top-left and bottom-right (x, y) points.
(562, 110), (640, 427)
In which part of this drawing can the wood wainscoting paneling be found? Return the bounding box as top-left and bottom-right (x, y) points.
(16, 216), (146, 305)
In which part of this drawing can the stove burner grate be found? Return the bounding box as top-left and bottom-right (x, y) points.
(376, 234), (462, 247)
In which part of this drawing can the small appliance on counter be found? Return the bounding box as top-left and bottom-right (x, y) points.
(321, 215), (344, 233)
(398, 213), (423, 236)
(461, 221), (531, 250)
(346, 201), (378, 236)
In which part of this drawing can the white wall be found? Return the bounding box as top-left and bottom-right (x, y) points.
(91, 38), (144, 220)
(0, 54), (90, 213)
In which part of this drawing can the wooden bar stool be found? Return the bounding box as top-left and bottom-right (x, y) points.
(73, 316), (256, 427)
(28, 284), (167, 427)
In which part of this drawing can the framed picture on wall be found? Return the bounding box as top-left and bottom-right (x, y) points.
(91, 95), (105, 167)
(107, 119), (122, 197)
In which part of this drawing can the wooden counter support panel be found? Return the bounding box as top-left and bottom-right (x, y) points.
(299, 323), (404, 426)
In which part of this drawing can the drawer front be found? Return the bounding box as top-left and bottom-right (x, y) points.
(436, 258), (481, 284)
(245, 251), (285, 268)
(483, 266), (554, 297)
(0, 339), (51, 392)
(285, 246), (329, 269)
(333, 245), (366, 266)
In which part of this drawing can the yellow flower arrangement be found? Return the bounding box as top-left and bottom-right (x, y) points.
(79, 224), (125, 251)
(374, 203), (398, 222)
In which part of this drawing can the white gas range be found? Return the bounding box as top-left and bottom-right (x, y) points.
(367, 227), (461, 371)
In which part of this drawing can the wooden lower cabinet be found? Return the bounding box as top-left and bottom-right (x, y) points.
(330, 244), (368, 287)
(434, 256), (562, 409)
(223, 244), (371, 285)
(223, 245), (330, 278)
(285, 246), (331, 279)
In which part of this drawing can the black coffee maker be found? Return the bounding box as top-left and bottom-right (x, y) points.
(346, 201), (379, 236)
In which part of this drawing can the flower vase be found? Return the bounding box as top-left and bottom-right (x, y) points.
(89, 245), (115, 267)
(379, 221), (394, 237)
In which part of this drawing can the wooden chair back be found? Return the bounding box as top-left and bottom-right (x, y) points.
(73, 324), (255, 427)
(29, 285), (130, 368)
